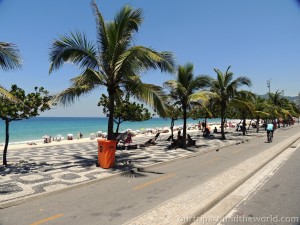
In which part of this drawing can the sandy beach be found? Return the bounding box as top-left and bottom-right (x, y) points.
(4, 137), (99, 151)
(1, 119), (249, 151)
(2, 123), (220, 151)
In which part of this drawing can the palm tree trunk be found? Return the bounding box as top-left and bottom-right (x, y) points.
(182, 106), (187, 148)
(220, 102), (226, 140)
(242, 116), (246, 136)
(256, 116), (260, 133)
(3, 119), (10, 166)
(107, 88), (115, 140)
(264, 119), (267, 131)
(170, 119), (174, 141)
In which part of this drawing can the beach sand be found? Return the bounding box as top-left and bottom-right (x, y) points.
(5, 137), (99, 151)
(2, 117), (255, 152)
(3, 123), (233, 151)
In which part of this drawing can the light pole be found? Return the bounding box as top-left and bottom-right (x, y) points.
(266, 79), (271, 126)
(267, 79), (271, 95)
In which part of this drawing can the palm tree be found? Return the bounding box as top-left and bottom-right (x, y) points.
(267, 90), (292, 127)
(49, 1), (175, 140)
(210, 66), (251, 139)
(230, 90), (255, 135)
(251, 95), (270, 133)
(0, 42), (22, 99)
(164, 63), (211, 148)
(189, 96), (217, 132)
(289, 101), (300, 124)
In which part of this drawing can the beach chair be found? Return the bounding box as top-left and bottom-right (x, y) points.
(124, 133), (132, 144)
(141, 132), (161, 147)
(115, 132), (132, 149)
(165, 134), (173, 142)
(116, 132), (137, 150)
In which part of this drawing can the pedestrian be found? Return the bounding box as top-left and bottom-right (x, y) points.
(202, 121), (205, 131)
(198, 121), (202, 130)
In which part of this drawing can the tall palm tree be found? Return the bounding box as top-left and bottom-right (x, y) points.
(164, 63), (211, 148)
(49, 1), (175, 140)
(0, 42), (22, 100)
(210, 66), (251, 139)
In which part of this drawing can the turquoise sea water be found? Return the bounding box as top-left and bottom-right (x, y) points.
(0, 117), (221, 144)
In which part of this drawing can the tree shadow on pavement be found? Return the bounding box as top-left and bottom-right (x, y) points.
(115, 155), (165, 178)
(0, 162), (52, 175)
(73, 155), (98, 167)
(0, 154), (98, 176)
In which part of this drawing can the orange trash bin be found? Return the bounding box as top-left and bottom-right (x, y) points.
(97, 139), (117, 169)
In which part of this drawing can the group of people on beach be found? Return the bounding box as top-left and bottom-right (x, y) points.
(169, 130), (196, 149)
(197, 121), (211, 137)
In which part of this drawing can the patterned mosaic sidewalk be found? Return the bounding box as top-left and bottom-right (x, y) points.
(0, 129), (265, 204)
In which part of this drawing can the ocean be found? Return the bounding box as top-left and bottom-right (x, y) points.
(0, 117), (221, 144)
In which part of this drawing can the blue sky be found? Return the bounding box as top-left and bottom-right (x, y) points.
(1, 0), (300, 117)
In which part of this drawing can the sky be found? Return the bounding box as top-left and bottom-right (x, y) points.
(1, 0), (300, 117)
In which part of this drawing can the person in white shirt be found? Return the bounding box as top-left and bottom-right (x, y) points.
(266, 121), (274, 142)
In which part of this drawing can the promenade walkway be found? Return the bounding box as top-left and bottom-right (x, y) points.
(0, 126), (294, 207)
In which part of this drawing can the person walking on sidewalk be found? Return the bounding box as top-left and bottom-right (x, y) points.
(266, 121), (274, 142)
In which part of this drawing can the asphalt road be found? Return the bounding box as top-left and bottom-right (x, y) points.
(0, 127), (299, 225)
(221, 141), (300, 225)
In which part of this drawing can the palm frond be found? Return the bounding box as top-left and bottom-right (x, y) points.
(279, 108), (292, 118)
(231, 98), (255, 114)
(70, 68), (106, 87)
(213, 68), (224, 90)
(191, 75), (212, 89)
(254, 110), (270, 117)
(91, 0), (109, 61)
(52, 85), (95, 106)
(49, 31), (98, 73)
(115, 46), (175, 78)
(178, 63), (193, 88)
(129, 82), (168, 117)
(224, 66), (234, 87)
(0, 85), (23, 103)
(189, 91), (217, 105)
(0, 42), (22, 71)
(233, 76), (252, 88)
(105, 5), (143, 72)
